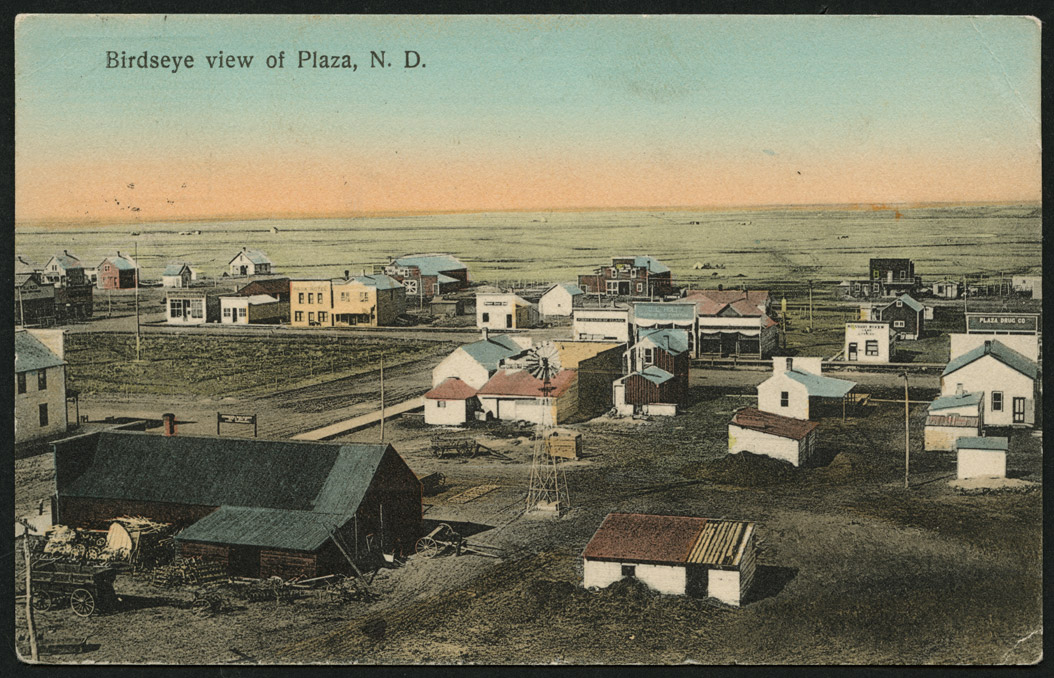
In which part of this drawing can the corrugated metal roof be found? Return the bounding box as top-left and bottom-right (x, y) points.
(15, 331), (66, 373)
(942, 340), (1037, 380)
(956, 436), (1008, 451)
(350, 274), (403, 290)
(61, 431), (390, 519)
(636, 365), (674, 385)
(632, 256), (670, 274)
(393, 254), (466, 277)
(582, 513), (707, 564)
(460, 336), (525, 371)
(686, 520), (754, 567)
(929, 392), (984, 411)
(730, 407), (819, 441)
(638, 328), (690, 355)
(175, 506), (341, 551)
(925, 414), (980, 428)
(477, 368), (576, 398)
(783, 370), (856, 398)
(425, 377), (478, 400)
(633, 302), (697, 322)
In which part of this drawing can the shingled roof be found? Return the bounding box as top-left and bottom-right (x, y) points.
(730, 407), (819, 441)
(15, 331), (66, 373)
(942, 339), (1037, 380)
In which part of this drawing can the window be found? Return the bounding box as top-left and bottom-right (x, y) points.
(223, 307), (232, 318)
(437, 401), (447, 409)
(896, 300), (903, 308)
(17, 372), (26, 394)
(39, 403), (48, 427)
(893, 320), (905, 329)
(865, 340), (879, 356)
(307, 293), (314, 304)
(900, 270), (907, 280)
(636, 282), (643, 293)
(785, 357), (793, 370)
(360, 292), (369, 302)
(238, 307), (247, 319)
(308, 312), (315, 322)
(780, 391), (789, 408)
(170, 299), (183, 317)
(873, 270), (880, 279)
(340, 291), (349, 302)
(294, 311), (303, 322)
(318, 294), (324, 305)
(298, 292), (305, 304)
(482, 312), (490, 323)
(621, 564), (636, 578)
(1013, 397), (1026, 424)
(38, 370), (47, 391)
(643, 347), (654, 365)
(991, 391), (1003, 412)
(319, 311), (328, 323)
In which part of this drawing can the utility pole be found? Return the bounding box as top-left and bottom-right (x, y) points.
(963, 273), (968, 314)
(807, 280), (814, 331)
(134, 240), (141, 362)
(16, 519), (38, 662)
(902, 372), (910, 489)
(379, 356), (385, 442)
(18, 286), (25, 327)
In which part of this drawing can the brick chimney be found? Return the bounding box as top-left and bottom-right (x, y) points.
(162, 412), (177, 436)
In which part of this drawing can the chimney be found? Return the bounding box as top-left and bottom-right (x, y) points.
(64, 250), (69, 256)
(345, 269), (350, 280)
(361, 269), (367, 277)
(162, 413), (177, 437)
(482, 327), (489, 341)
(984, 339), (992, 352)
(955, 383), (965, 397)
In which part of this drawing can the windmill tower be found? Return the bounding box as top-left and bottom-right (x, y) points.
(524, 342), (570, 515)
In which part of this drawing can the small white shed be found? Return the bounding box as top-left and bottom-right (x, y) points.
(844, 321), (895, 363)
(924, 391), (984, 452)
(956, 436), (1008, 480)
(539, 282), (584, 317)
(424, 377), (478, 426)
(582, 513), (757, 607)
(728, 407), (819, 467)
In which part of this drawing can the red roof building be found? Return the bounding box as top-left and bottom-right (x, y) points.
(475, 369), (579, 425)
(425, 377), (478, 400)
(728, 407), (819, 467)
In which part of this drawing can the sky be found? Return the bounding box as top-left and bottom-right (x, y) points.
(15, 15), (1042, 222)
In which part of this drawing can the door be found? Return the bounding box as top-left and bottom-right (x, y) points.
(229, 545), (260, 577)
(1013, 397), (1026, 424)
(505, 314), (513, 328)
(848, 342), (858, 361)
(240, 265), (248, 276)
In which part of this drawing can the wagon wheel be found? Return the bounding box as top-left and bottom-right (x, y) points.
(70, 588), (96, 617)
(31, 592), (53, 612)
(192, 597), (212, 616)
(86, 546), (103, 561)
(93, 535), (107, 547)
(71, 544), (88, 560)
(415, 536), (441, 558)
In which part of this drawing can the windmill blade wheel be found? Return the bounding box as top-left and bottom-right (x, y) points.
(415, 536), (441, 558)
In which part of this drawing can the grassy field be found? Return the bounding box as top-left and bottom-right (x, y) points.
(64, 333), (439, 398)
(15, 204), (1041, 286)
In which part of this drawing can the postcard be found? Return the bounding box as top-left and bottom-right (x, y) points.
(13, 14), (1042, 665)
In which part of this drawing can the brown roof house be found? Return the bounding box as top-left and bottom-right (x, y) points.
(582, 513), (757, 606)
(728, 407), (819, 467)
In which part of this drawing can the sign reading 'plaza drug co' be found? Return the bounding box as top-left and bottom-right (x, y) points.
(965, 313), (1039, 334)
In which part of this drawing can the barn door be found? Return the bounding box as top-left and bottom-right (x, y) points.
(229, 545), (260, 577)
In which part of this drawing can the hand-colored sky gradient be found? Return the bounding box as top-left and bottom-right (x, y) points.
(16, 15), (1041, 222)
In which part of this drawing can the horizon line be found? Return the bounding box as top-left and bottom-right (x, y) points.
(15, 199), (1041, 228)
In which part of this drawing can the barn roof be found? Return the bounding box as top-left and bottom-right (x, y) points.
(175, 506), (342, 552)
(477, 368), (577, 398)
(929, 391), (984, 411)
(942, 340), (1037, 380)
(582, 513), (756, 568)
(60, 431), (392, 520)
(236, 277), (290, 297)
(637, 328), (689, 356)
(15, 331), (66, 373)
(425, 377), (478, 401)
(730, 407), (819, 441)
(460, 335), (525, 370)
(783, 369), (856, 398)
(955, 436), (1008, 451)
(392, 254), (466, 276)
(633, 302), (696, 322)
(230, 248), (272, 265)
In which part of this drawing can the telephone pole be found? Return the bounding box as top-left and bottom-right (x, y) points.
(902, 372), (910, 489)
(134, 240), (141, 362)
(379, 356), (385, 442)
(16, 519), (39, 662)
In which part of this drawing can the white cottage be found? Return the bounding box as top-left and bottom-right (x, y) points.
(924, 390), (984, 452)
(432, 333), (530, 390)
(582, 513), (757, 607)
(941, 340), (1037, 428)
(476, 293), (539, 330)
(162, 263), (193, 288)
(228, 248), (273, 277)
(844, 322), (895, 363)
(756, 357), (856, 421)
(423, 377), (479, 426)
(728, 407), (819, 467)
(956, 436), (1008, 480)
(539, 282), (584, 317)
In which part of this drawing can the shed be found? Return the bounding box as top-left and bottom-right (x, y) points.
(924, 391), (984, 451)
(956, 436), (1008, 480)
(545, 429), (582, 459)
(539, 283), (585, 317)
(728, 407), (819, 467)
(162, 263), (193, 289)
(424, 377), (478, 426)
(582, 513), (757, 606)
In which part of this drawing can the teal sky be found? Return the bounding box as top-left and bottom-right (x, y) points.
(15, 15), (1042, 220)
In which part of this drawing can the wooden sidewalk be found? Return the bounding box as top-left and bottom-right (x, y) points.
(291, 396), (426, 441)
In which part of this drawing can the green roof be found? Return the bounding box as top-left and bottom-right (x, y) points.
(393, 254), (466, 276)
(783, 369), (856, 398)
(942, 340), (1037, 379)
(955, 436), (1008, 451)
(929, 392), (984, 411)
(350, 274), (403, 290)
(638, 328), (689, 355)
(460, 335), (525, 371)
(633, 256), (670, 274)
(637, 365), (674, 385)
(633, 302), (696, 322)
(61, 431), (391, 519)
(15, 331), (66, 373)
(885, 294), (924, 313)
(175, 506), (342, 551)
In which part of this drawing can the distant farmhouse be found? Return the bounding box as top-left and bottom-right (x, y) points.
(382, 253), (469, 298)
(15, 329), (69, 444)
(162, 262), (194, 288)
(40, 251), (94, 320)
(839, 258), (921, 299)
(229, 247), (273, 277)
(15, 263), (57, 326)
(97, 252), (139, 290)
(578, 255), (675, 298)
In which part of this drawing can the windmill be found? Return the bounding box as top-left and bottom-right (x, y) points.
(524, 342), (569, 515)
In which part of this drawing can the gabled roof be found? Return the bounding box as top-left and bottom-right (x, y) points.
(459, 335), (526, 371)
(175, 506), (342, 551)
(15, 256), (38, 274)
(49, 252), (82, 270)
(477, 368), (577, 398)
(477, 292), (531, 306)
(956, 436), (1008, 451)
(637, 328), (689, 356)
(929, 391), (984, 411)
(15, 331), (66, 373)
(632, 365), (674, 385)
(925, 414), (980, 428)
(881, 294), (924, 313)
(633, 302), (696, 322)
(230, 248), (272, 265)
(347, 274), (403, 290)
(61, 431), (392, 520)
(237, 277), (290, 297)
(425, 377), (478, 401)
(630, 256), (670, 274)
(782, 369), (856, 398)
(392, 253), (466, 276)
(231, 294), (280, 305)
(546, 282), (584, 297)
(942, 340), (1037, 380)
(101, 254), (138, 270)
(730, 407), (819, 441)
(685, 289), (769, 308)
(582, 513), (755, 568)
(162, 263), (191, 276)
